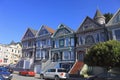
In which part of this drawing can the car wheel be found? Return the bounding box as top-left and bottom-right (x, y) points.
(40, 74), (44, 79)
(55, 75), (60, 80)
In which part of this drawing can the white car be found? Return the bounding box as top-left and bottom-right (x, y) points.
(40, 68), (69, 80)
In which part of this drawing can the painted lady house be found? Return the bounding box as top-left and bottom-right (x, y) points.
(70, 9), (108, 75)
(19, 28), (37, 70)
(34, 25), (55, 73)
(50, 24), (76, 72)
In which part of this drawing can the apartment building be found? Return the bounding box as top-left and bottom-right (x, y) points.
(0, 42), (22, 66)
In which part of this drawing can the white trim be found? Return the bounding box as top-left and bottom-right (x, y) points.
(107, 8), (120, 26)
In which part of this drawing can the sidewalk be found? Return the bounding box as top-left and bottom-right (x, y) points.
(13, 71), (19, 74)
(35, 73), (40, 78)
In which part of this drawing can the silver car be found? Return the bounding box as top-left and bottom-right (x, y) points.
(40, 68), (69, 80)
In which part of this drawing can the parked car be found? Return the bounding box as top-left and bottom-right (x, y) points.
(0, 67), (13, 80)
(40, 68), (69, 80)
(87, 72), (120, 80)
(0, 75), (6, 80)
(19, 69), (35, 77)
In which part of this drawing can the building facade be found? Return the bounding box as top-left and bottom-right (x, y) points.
(76, 10), (107, 62)
(20, 8), (120, 74)
(0, 42), (22, 66)
(34, 25), (55, 73)
(51, 24), (75, 71)
(20, 28), (37, 69)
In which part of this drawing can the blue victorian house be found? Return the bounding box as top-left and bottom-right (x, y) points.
(50, 24), (75, 72)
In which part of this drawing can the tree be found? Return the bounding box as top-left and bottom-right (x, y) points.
(104, 13), (113, 23)
(85, 40), (120, 70)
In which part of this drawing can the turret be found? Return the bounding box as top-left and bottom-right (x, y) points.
(94, 9), (105, 25)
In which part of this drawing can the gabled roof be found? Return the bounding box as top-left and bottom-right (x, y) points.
(52, 24), (75, 37)
(36, 25), (55, 37)
(76, 16), (103, 33)
(44, 25), (55, 34)
(21, 28), (37, 40)
(106, 8), (120, 26)
(28, 28), (38, 36)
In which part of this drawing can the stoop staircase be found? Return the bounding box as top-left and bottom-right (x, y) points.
(41, 59), (59, 73)
(69, 61), (84, 74)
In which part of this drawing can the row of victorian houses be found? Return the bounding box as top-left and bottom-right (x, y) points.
(17, 8), (120, 75)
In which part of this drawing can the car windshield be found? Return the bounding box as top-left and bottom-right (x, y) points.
(58, 69), (66, 72)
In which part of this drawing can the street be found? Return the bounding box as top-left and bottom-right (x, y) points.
(12, 73), (43, 80)
(11, 72), (87, 80)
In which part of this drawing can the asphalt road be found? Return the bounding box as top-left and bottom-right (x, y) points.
(12, 73), (44, 80)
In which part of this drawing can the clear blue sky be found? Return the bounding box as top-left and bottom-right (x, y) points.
(0, 0), (120, 44)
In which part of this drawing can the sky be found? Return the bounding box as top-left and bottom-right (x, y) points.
(0, 0), (120, 44)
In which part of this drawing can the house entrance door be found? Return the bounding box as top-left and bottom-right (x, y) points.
(77, 51), (84, 61)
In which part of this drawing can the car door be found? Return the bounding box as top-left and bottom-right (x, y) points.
(44, 69), (52, 78)
(49, 69), (56, 79)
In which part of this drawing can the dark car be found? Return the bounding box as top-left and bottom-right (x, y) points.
(0, 67), (13, 80)
(87, 72), (120, 80)
(0, 75), (6, 80)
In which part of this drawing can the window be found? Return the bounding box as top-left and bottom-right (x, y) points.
(45, 51), (49, 59)
(115, 29), (120, 40)
(12, 49), (14, 52)
(70, 51), (74, 60)
(70, 38), (74, 46)
(42, 50), (45, 59)
(63, 51), (70, 60)
(100, 32), (106, 42)
(47, 39), (50, 46)
(41, 40), (46, 47)
(95, 33), (99, 43)
(58, 69), (66, 72)
(36, 40), (40, 47)
(49, 69), (55, 72)
(4, 58), (8, 63)
(59, 39), (64, 47)
(36, 50), (40, 58)
(22, 42), (27, 48)
(55, 40), (59, 48)
(65, 38), (69, 47)
(52, 41), (55, 48)
(79, 37), (83, 45)
(28, 41), (32, 47)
